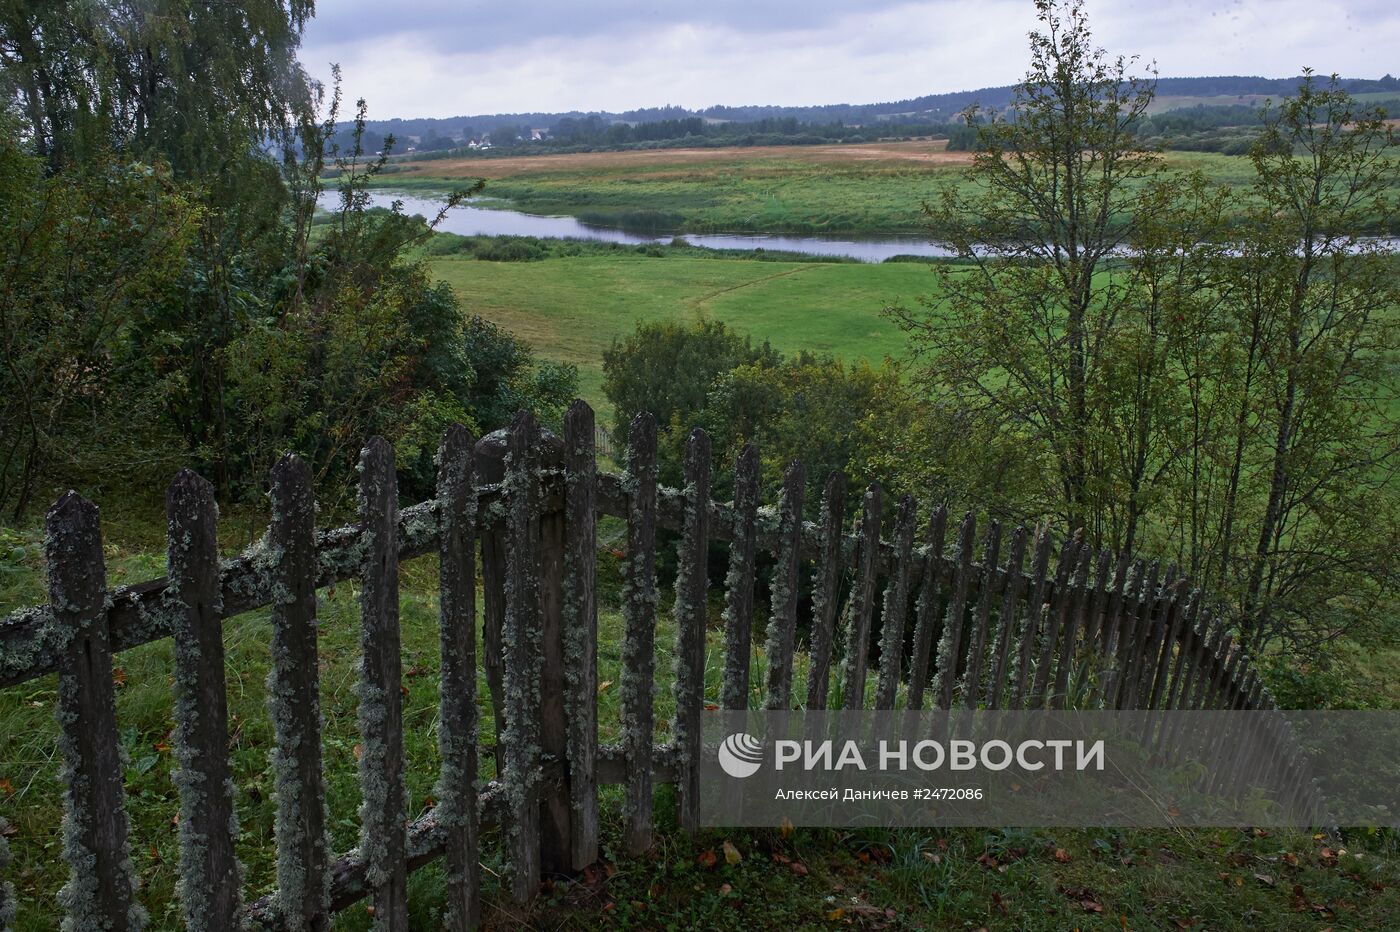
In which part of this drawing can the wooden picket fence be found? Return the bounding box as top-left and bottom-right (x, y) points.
(0, 401), (1325, 930)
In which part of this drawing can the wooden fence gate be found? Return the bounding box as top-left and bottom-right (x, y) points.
(0, 402), (1325, 930)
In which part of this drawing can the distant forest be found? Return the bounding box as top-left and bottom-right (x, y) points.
(356, 74), (1400, 159)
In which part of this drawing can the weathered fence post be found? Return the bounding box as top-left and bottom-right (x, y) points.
(1049, 544), (1093, 709)
(267, 454), (330, 930)
(435, 425), (481, 930)
(673, 428), (711, 834)
(166, 470), (241, 930)
(962, 520), (1003, 709)
(480, 416), (575, 887)
(1011, 526), (1053, 709)
(804, 472), (847, 711)
(357, 437), (410, 930)
(621, 412), (659, 855)
(933, 513), (977, 710)
(535, 434), (573, 876)
(905, 507), (948, 711)
(874, 496), (917, 711)
(499, 414), (548, 899)
(46, 492), (141, 931)
(841, 484), (884, 709)
(0, 816), (13, 930)
(721, 444), (760, 711)
(764, 461), (806, 710)
(1093, 553), (1133, 704)
(1032, 532), (1080, 708)
(563, 402), (600, 865)
(986, 525), (1028, 710)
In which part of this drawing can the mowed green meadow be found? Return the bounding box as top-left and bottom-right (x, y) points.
(430, 254), (935, 419)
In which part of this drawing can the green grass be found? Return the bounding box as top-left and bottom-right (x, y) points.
(372, 146), (1400, 237)
(4, 513), (1399, 929)
(431, 254), (929, 421)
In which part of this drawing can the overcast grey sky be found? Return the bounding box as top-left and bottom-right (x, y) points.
(300, 1), (1400, 118)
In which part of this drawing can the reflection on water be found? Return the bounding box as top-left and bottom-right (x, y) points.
(334, 192), (956, 263)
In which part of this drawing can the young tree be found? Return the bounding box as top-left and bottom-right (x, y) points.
(1219, 74), (1400, 652)
(888, 4), (1399, 663)
(888, 0), (1166, 541)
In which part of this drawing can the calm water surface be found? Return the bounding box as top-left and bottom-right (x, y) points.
(341, 192), (955, 263)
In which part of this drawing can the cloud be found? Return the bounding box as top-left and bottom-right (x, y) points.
(298, 0), (1400, 119)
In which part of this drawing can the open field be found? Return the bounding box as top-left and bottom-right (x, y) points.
(368, 142), (1399, 236)
(430, 253), (930, 419)
(380, 140), (977, 236)
(3, 507), (1399, 930)
(385, 140), (975, 180)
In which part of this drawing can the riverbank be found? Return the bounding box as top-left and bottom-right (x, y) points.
(356, 141), (1400, 238)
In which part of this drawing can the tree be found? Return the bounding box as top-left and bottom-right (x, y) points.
(888, 3), (1399, 663)
(1218, 74), (1400, 652)
(888, 0), (1165, 540)
(601, 318), (779, 451)
(1, 0), (314, 175)
(0, 130), (200, 517)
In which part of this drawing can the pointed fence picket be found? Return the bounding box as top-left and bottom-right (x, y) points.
(0, 401), (1325, 928)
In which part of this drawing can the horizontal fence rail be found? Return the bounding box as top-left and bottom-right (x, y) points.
(0, 402), (1326, 929)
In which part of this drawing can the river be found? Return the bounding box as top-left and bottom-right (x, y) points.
(344, 192), (956, 263)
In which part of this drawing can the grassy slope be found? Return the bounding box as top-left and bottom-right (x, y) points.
(2, 516), (1398, 930)
(430, 255), (930, 421)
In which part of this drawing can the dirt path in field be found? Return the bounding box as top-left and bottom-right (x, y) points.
(389, 140), (974, 179)
(689, 265), (817, 311)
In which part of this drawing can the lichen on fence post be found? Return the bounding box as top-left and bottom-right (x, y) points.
(840, 484), (884, 710)
(1010, 526), (1053, 709)
(1049, 543), (1093, 709)
(904, 506), (947, 711)
(1098, 555), (1138, 705)
(502, 412), (544, 900)
(931, 512), (976, 711)
(434, 425), (480, 931)
(563, 401), (600, 866)
(355, 437), (410, 930)
(1114, 561), (1159, 709)
(960, 520), (1003, 709)
(267, 454), (330, 931)
(165, 470), (241, 930)
(764, 461), (806, 711)
(720, 443), (760, 712)
(1145, 579), (1189, 712)
(621, 411), (659, 855)
(985, 525), (1027, 710)
(0, 816), (13, 931)
(874, 496), (917, 711)
(672, 428), (711, 834)
(1031, 532), (1082, 709)
(45, 491), (144, 932)
(804, 471), (847, 711)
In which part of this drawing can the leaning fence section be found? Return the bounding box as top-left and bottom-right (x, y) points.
(0, 401), (1326, 930)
